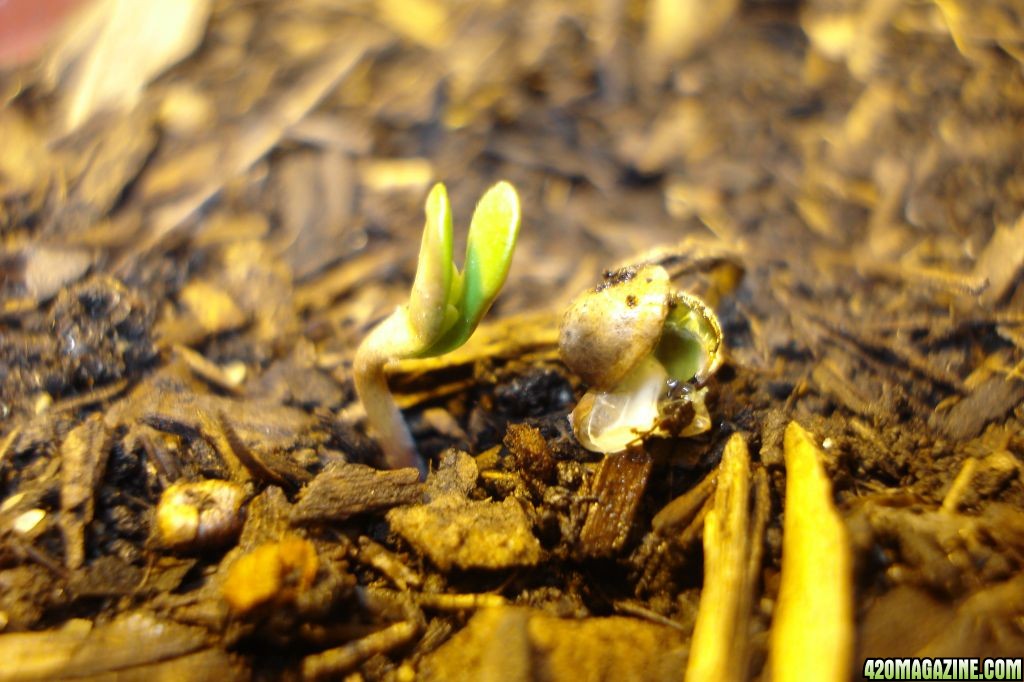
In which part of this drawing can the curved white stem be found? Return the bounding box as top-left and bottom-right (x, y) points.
(353, 312), (426, 477)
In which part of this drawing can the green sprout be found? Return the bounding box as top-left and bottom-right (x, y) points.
(558, 263), (723, 453)
(354, 181), (521, 476)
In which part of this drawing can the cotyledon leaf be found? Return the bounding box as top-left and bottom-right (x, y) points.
(655, 291), (723, 384)
(422, 181), (521, 356)
(408, 183), (454, 346)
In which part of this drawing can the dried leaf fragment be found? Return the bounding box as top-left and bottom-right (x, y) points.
(771, 422), (853, 682)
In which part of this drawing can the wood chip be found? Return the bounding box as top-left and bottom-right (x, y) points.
(176, 279), (247, 338)
(59, 415), (112, 569)
(686, 433), (754, 682)
(417, 607), (686, 681)
(651, 468), (716, 536)
(771, 422), (853, 682)
(941, 451), (1021, 513)
(13, 246), (93, 303)
(974, 214), (1024, 306)
(111, 369), (315, 453)
(0, 612), (238, 682)
(386, 494), (540, 571)
(578, 447), (653, 558)
(503, 422), (556, 484)
(292, 463), (422, 524)
(200, 410), (312, 489)
(175, 345), (246, 394)
(933, 375), (1024, 441)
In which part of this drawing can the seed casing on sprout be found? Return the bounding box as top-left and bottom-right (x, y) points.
(558, 263), (724, 454)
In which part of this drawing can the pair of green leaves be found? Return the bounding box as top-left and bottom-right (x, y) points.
(406, 181), (521, 358)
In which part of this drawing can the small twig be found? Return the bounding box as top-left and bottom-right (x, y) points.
(302, 620), (420, 680)
(612, 600), (687, 631)
(413, 592), (507, 611)
(49, 378), (130, 413)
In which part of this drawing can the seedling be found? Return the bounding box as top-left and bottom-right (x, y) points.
(558, 263), (723, 453)
(354, 182), (521, 476)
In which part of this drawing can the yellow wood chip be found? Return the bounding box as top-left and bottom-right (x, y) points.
(771, 421), (853, 682)
(686, 432), (751, 682)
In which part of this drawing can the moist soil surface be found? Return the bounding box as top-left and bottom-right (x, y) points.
(1, 0), (1024, 680)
